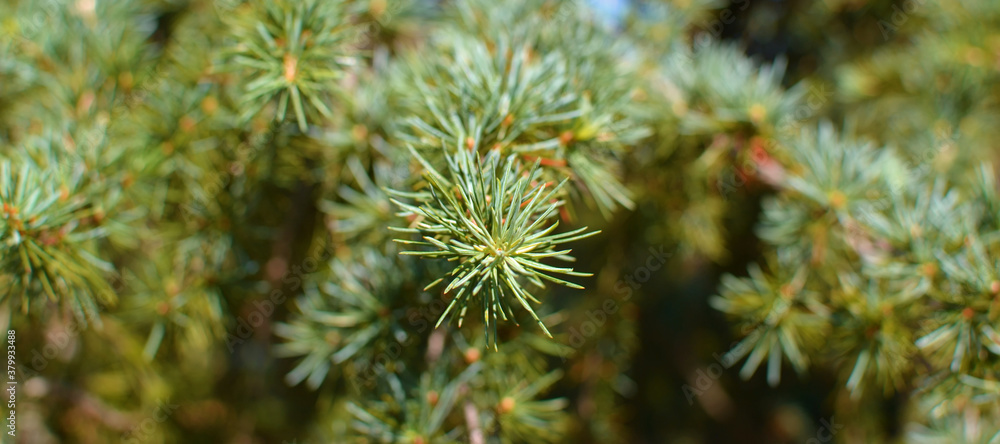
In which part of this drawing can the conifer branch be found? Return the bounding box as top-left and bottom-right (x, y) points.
(390, 144), (597, 349)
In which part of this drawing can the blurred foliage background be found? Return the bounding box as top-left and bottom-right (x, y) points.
(2, 0), (1000, 443)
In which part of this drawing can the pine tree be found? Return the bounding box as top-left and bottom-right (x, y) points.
(3, 0), (1000, 442)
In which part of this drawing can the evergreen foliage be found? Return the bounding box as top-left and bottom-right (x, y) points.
(3, 0), (1000, 442)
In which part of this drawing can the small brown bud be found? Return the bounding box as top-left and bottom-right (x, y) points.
(865, 325), (879, 339)
(76, 90), (95, 117)
(283, 54), (298, 82)
(498, 396), (515, 414)
(201, 96), (218, 115)
(118, 71), (134, 91)
(920, 262), (937, 278)
(351, 124), (368, 142)
(962, 307), (975, 321)
(179, 116), (197, 133)
(881, 303), (893, 317)
(778, 284), (795, 300)
(559, 131), (574, 146)
(165, 280), (180, 297)
(828, 190), (847, 210)
(464, 348), (481, 364)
